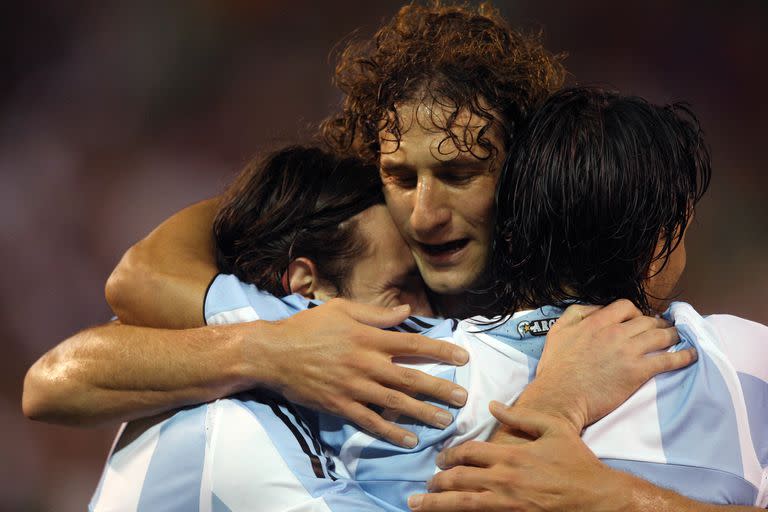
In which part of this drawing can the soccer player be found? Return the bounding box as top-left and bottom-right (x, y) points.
(411, 88), (768, 510)
(88, 144), (450, 510)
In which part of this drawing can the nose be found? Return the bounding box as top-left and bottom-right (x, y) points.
(410, 175), (451, 237)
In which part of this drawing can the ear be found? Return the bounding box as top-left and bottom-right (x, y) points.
(285, 257), (320, 299)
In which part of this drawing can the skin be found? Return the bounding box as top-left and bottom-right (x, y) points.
(327, 204), (433, 315)
(380, 100), (501, 306)
(645, 221), (690, 312)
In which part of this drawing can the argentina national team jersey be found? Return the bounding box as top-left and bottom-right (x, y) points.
(90, 274), (768, 511)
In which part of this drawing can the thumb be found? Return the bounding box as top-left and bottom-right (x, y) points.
(489, 402), (558, 439)
(340, 300), (412, 328)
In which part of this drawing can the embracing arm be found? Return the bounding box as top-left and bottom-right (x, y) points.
(23, 320), (260, 426)
(105, 198), (219, 329)
(23, 301), (469, 446)
(416, 404), (762, 511)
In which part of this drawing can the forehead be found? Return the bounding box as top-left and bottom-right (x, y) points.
(379, 99), (505, 167)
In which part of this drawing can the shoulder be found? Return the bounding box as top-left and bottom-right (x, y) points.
(706, 313), (768, 383)
(204, 273), (310, 324)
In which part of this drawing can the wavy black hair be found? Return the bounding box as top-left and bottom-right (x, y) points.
(214, 146), (384, 296)
(492, 87), (711, 314)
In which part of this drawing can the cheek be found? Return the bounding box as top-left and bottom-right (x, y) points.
(384, 191), (413, 229)
(466, 180), (497, 225)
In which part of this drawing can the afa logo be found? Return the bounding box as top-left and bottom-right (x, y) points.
(517, 318), (558, 337)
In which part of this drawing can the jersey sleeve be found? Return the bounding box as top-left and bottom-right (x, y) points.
(707, 314), (768, 507)
(204, 273), (308, 325)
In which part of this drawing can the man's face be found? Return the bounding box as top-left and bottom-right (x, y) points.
(378, 100), (502, 295)
(343, 204), (433, 316)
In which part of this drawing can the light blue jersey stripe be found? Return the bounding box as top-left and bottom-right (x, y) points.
(212, 492), (233, 512)
(137, 406), (207, 511)
(655, 334), (744, 477)
(738, 372), (768, 466)
(605, 459), (758, 505)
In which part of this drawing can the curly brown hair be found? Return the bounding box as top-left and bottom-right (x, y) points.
(321, 1), (566, 164)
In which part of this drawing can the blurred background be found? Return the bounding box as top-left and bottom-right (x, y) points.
(3, 0), (766, 509)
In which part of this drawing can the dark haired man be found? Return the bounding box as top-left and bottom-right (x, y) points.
(412, 88), (767, 510)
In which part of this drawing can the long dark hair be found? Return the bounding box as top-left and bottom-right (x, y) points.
(214, 146), (384, 296)
(492, 87), (711, 314)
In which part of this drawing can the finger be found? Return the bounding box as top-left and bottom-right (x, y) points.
(360, 382), (457, 429)
(427, 466), (494, 492)
(436, 441), (499, 469)
(409, 491), (495, 512)
(338, 298), (413, 328)
(580, 298), (643, 331)
(340, 401), (419, 448)
(634, 326), (680, 353)
(375, 363), (468, 406)
(646, 347), (698, 376)
(488, 402), (561, 439)
(617, 315), (671, 340)
(553, 304), (601, 329)
(375, 330), (469, 365)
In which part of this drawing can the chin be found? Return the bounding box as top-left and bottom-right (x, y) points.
(421, 267), (483, 296)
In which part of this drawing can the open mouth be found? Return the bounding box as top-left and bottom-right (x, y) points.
(419, 238), (469, 256)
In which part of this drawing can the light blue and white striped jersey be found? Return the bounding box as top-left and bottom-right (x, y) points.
(90, 274), (768, 511)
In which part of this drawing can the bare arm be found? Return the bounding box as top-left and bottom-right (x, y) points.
(105, 198), (220, 328)
(22, 320), (253, 426)
(417, 405), (762, 512)
(23, 301), (470, 446)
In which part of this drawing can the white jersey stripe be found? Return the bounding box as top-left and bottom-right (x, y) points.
(583, 378), (667, 464)
(137, 406), (207, 511)
(207, 306), (259, 325)
(91, 420), (163, 511)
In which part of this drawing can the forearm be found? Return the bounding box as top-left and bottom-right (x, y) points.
(505, 376), (588, 434)
(105, 198), (220, 328)
(486, 406), (763, 512)
(22, 320), (279, 426)
(610, 468), (762, 512)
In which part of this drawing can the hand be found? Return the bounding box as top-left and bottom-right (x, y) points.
(255, 298), (469, 447)
(515, 299), (697, 431)
(410, 403), (627, 512)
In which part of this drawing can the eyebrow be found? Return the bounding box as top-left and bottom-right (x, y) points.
(380, 155), (489, 173)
